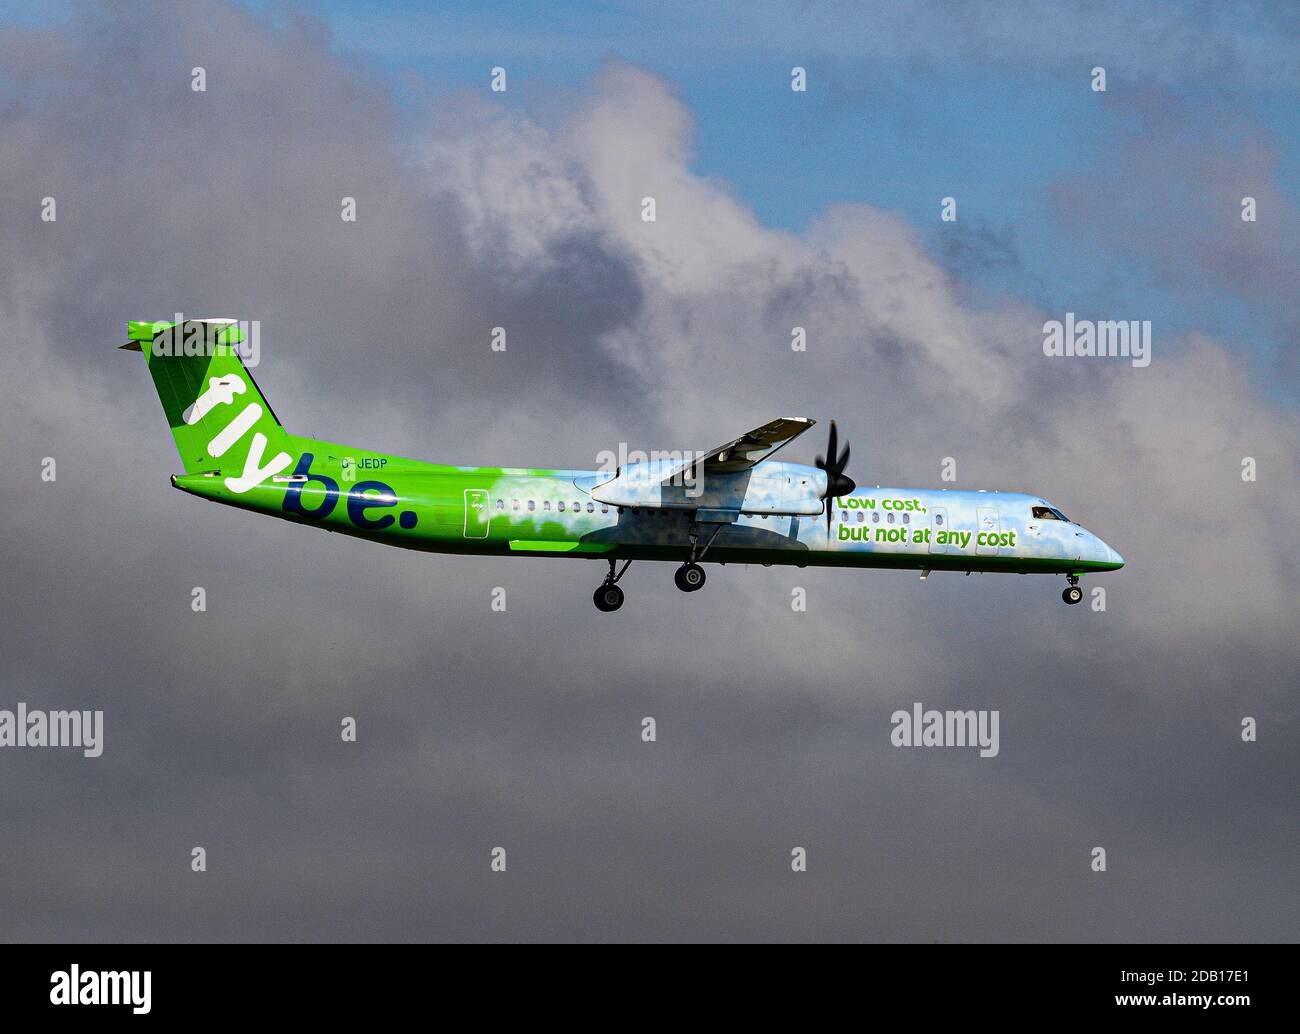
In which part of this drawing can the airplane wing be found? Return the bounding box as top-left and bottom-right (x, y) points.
(671, 417), (816, 478)
(588, 417), (821, 509)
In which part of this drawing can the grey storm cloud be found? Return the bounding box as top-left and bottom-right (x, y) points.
(0, 1), (1295, 941)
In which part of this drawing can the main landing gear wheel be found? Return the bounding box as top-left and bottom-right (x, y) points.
(594, 584), (625, 612)
(1062, 575), (1083, 605)
(593, 558), (632, 611)
(675, 563), (706, 592)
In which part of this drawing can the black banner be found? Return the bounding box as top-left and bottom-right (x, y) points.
(0, 943), (1284, 1021)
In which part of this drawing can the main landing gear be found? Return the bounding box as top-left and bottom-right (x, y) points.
(675, 521), (722, 594)
(674, 563), (706, 592)
(1062, 574), (1083, 605)
(593, 520), (724, 609)
(594, 559), (631, 612)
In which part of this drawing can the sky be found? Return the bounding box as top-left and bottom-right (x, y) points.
(0, 0), (1296, 941)
(305, 0), (1300, 394)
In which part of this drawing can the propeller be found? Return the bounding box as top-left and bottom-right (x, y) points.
(815, 420), (856, 531)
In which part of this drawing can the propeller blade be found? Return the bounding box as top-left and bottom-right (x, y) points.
(815, 421), (853, 534)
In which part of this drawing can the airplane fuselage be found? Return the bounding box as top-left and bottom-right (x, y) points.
(172, 436), (1124, 577)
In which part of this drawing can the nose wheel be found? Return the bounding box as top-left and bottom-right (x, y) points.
(593, 558), (631, 612)
(1062, 574), (1083, 605)
(674, 562), (706, 592)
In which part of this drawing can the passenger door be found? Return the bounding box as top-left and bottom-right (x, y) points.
(463, 488), (490, 538)
(976, 506), (1000, 555)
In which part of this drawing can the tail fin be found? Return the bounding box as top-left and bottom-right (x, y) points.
(122, 318), (295, 492)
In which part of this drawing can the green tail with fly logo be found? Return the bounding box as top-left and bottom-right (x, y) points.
(120, 318), (295, 492)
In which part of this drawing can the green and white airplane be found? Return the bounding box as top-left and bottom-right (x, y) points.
(124, 318), (1124, 611)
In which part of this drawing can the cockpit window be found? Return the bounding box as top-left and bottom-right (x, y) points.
(1032, 505), (1071, 522)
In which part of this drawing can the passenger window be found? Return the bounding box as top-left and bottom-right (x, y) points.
(856, 512), (864, 523)
(841, 510), (848, 522)
(872, 511), (880, 523)
(902, 513), (910, 524)
(600, 505), (608, 513)
(511, 499), (520, 511)
(543, 500), (551, 512)
(495, 499), (504, 511)
(586, 502), (594, 512)
(558, 501), (565, 512)
(935, 513), (944, 526)
(527, 500), (535, 511)
(887, 513), (895, 524)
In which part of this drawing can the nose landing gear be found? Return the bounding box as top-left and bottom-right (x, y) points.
(1062, 574), (1083, 605)
(593, 558), (631, 612)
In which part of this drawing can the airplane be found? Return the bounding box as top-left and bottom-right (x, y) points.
(123, 318), (1124, 611)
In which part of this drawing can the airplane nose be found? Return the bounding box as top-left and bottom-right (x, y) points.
(1107, 543), (1124, 568)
